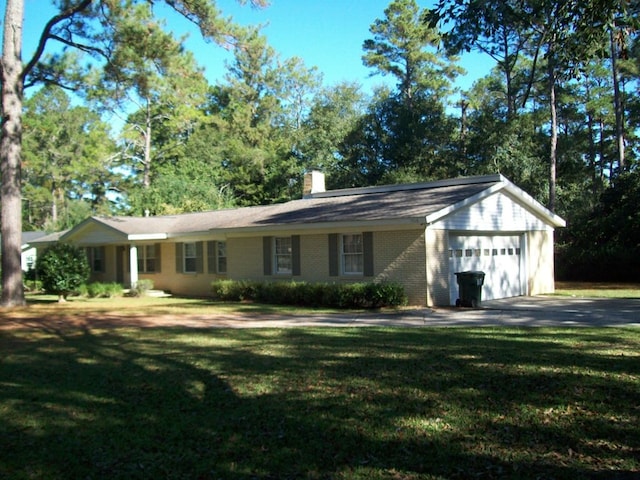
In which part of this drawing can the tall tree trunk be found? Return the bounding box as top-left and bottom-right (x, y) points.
(547, 45), (558, 214)
(1, 0), (26, 307)
(610, 26), (625, 175)
(143, 97), (152, 189)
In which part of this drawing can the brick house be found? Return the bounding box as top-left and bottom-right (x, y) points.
(32, 173), (565, 306)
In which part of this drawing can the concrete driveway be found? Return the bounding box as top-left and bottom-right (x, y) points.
(210, 295), (640, 328)
(348, 295), (640, 328)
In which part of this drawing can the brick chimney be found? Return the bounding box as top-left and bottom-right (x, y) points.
(303, 170), (325, 197)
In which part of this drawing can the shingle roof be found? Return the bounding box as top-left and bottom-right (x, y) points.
(87, 176), (501, 236)
(58, 174), (565, 242)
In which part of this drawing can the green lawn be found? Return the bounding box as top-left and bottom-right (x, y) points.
(555, 281), (640, 299)
(1, 325), (638, 479)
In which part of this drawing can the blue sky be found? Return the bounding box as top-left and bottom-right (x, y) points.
(16, 0), (491, 95)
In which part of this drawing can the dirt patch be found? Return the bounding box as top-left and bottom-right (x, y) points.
(0, 311), (273, 331)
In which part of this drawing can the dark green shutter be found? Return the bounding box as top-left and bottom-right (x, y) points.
(196, 241), (204, 273)
(292, 235), (301, 276)
(263, 236), (272, 275)
(363, 232), (374, 277)
(175, 243), (183, 273)
(207, 241), (216, 274)
(155, 243), (162, 273)
(328, 233), (339, 277)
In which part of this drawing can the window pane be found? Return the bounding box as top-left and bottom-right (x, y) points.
(184, 243), (196, 257)
(274, 237), (292, 274)
(218, 257), (227, 274)
(342, 234), (363, 274)
(146, 259), (156, 272)
(184, 243), (197, 273)
(342, 234), (362, 254)
(184, 258), (197, 273)
(217, 241), (227, 274)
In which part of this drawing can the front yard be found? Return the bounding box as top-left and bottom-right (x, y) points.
(0, 315), (638, 479)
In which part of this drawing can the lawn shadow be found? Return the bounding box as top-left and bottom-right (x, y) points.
(0, 326), (638, 478)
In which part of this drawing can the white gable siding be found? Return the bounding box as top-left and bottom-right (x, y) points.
(69, 223), (125, 245)
(431, 191), (550, 232)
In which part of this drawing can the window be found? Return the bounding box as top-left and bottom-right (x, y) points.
(217, 241), (227, 274)
(274, 237), (292, 274)
(87, 247), (104, 272)
(137, 245), (157, 273)
(342, 234), (363, 274)
(184, 242), (197, 273)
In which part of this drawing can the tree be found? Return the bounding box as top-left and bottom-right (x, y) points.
(363, 0), (462, 105)
(0, 0), (266, 308)
(209, 27), (320, 205)
(22, 85), (118, 230)
(298, 81), (367, 183)
(37, 243), (90, 302)
(430, 0), (534, 120)
(89, 4), (209, 196)
(357, 0), (462, 185)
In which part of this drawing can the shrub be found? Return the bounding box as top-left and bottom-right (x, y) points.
(37, 243), (90, 301)
(24, 279), (43, 292)
(82, 282), (124, 298)
(130, 279), (154, 297)
(86, 282), (107, 298)
(211, 280), (407, 309)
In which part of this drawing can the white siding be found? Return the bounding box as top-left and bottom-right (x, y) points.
(432, 191), (550, 232)
(67, 223), (125, 245)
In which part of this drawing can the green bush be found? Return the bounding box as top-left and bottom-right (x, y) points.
(37, 244), (90, 301)
(83, 282), (124, 298)
(130, 279), (154, 297)
(24, 279), (43, 292)
(211, 280), (407, 309)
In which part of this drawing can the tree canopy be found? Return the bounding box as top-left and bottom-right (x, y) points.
(2, 0), (640, 308)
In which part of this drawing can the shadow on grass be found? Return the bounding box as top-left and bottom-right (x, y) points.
(0, 327), (638, 479)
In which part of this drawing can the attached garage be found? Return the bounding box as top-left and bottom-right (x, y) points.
(425, 176), (566, 306)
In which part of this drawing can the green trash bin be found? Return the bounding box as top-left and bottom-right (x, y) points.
(455, 271), (485, 308)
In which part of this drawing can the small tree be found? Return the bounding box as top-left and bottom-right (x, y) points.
(37, 244), (90, 302)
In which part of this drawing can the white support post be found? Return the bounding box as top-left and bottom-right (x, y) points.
(129, 244), (139, 289)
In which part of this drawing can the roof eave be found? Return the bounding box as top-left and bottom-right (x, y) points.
(207, 217), (427, 236)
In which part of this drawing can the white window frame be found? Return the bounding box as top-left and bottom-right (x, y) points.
(274, 237), (292, 274)
(183, 242), (197, 273)
(341, 234), (363, 275)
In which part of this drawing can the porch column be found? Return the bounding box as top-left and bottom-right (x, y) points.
(129, 244), (139, 289)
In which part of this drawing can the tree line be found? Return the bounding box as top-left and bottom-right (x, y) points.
(2, 0), (639, 306)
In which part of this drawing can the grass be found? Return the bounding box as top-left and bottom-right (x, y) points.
(15, 294), (361, 317)
(555, 281), (640, 299)
(0, 324), (638, 479)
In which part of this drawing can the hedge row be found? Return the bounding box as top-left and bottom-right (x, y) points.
(211, 280), (407, 309)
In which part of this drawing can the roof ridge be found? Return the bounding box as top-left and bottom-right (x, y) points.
(308, 174), (504, 199)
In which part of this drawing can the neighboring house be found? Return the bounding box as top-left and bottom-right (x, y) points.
(21, 231), (47, 271)
(31, 173), (565, 306)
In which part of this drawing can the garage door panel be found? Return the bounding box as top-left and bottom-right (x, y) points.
(449, 235), (523, 304)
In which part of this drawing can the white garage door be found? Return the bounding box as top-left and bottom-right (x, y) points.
(449, 234), (524, 305)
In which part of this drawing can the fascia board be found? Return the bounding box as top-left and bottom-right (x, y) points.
(501, 182), (566, 228)
(128, 233), (168, 241)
